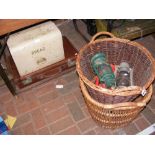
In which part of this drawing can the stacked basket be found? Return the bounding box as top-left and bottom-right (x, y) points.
(76, 32), (155, 129)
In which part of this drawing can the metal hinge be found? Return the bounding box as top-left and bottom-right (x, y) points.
(22, 77), (32, 85)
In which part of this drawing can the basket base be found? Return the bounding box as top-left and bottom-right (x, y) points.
(90, 114), (133, 129)
(87, 106), (143, 129)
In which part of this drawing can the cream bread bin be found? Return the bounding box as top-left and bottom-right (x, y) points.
(7, 21), (64, 76)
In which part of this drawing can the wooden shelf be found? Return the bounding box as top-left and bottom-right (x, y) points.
(0, 19), (47, 36)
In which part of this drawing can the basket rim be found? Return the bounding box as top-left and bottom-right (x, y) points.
(80, 77), (153, 110)
(76, 37), (155, 96)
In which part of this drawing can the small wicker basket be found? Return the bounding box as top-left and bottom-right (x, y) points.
(76, 32), (155, 103)
(80, 79), (153, 129)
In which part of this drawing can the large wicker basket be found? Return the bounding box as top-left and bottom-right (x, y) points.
(80, 79), (153, 129)
(76, 32), (155, 104)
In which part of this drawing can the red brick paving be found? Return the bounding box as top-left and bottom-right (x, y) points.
(58, 125), (80, 135)
(31, 108), (46, 129)
(0, 85), (10, 96)
(12, 127), (24, 135)
(22, 122), (36, 135)
(81, 106), (91, 118)
(0, 22), (155, 135)
(73, 88), (86, 107)
(12, 95), (25, 106)
(37, 127), (51, 135)
(38, 91), (59, 104)
(148, 97), (155, 110)
(124, 123), (140, 135)
(49, 116), (74, 134)
(45, 106), (70, 124)
(41, 98), (64, 114)
(84, 130), (96, 135)
(67, 101), (85, 121)
(77, 117), (97, 133)
(33, 81), (55, 97)
(141, 107), (155, 124)
(13, 113), (32, 128)
(2, 100), (17, 117)
(16, 99), (39, 114)
(0, 70), (154, 135)
(134, 116), (150, 131)
(0, 92), (14, 103)
(63, 93), (77, 104)
(95, 126), (113, 135)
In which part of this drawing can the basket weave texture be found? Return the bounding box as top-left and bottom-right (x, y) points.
(80, 79), (153, 129)
(76, 32), (155, 104)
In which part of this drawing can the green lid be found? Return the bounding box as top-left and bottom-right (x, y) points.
(91, 53), (106, 65)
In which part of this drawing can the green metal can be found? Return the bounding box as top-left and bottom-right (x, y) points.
(91, 53), (116, 88)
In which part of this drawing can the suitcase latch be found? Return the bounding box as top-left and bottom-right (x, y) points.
(67, 59), (75, 67)
(22, 77), (32, 85)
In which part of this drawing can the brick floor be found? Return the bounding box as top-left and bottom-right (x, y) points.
(77, 117), (97, 133)
(0, 20), (155, 135)
(31, 108), (46, 129)
(58, 125), (80, 135)
(141, 107), (155, 124)
(134, 116), (150, 131)
(22, 122), (36, 135)
(94, 126), (113, 135)
(124, 122), (140, 135)
(37, 127), (51, 135)
(12, 127), (24, 135)
(49, 116), (74, 134)
(0, 72), (154, 135)
(67, 101), (85, 121)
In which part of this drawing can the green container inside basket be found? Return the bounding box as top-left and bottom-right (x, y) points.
(91, 52), (116, 88)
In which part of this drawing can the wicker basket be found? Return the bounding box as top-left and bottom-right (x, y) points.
(80, 79), (153, 129)
(76, 32), (155, 104)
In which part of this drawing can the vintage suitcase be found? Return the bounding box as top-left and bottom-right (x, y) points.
(7, 21), (65, 77)
(6, 36), (77, 89)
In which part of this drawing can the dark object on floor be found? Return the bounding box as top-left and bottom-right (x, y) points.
(5, 36), (77, 90)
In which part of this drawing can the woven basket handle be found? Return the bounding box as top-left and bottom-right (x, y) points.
(80, 78), (153, 110)
(90, 32), (116, 43)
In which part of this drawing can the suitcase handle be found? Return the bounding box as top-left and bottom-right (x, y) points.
(90, 31), (116, 43)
